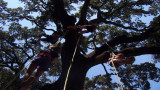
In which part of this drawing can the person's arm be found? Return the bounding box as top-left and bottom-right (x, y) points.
(111, 58), (124, 63)
(109, 59), (123, 67)
(113, 57), (135, 64)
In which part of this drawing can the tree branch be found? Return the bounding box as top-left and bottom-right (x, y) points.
(77, 0), (91, 25)
(105, 0), (153, 18)
(107, 29), (158, 48)
(88, 51), (110, 67)
(52, 0), (67, 19)
(89, 14), (144, 31)
(88, 46), (160, 67)
(118, 47), (160, 57)
(0, 56), (17, 72)
(87, 18), (160, 64)
(101, 63), (109, 75)
(89, 0), (154, 31)
(50, 0), (78, 29)
(103, 20), (141, 31)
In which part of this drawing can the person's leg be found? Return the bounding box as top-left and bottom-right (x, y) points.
(19, 63), (37, 90)
(24, 56), (48, 83)
(22, 67), (44, 86)
(19, 67), (44, 90)
(34, 67), (45, 80)
(22, 63), (37, 82)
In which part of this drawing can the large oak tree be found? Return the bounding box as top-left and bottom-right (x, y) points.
(0, 0), (160, 90)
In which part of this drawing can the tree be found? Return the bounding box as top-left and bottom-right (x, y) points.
(84, 63), (160, 90)
(0, 0), (160, 90)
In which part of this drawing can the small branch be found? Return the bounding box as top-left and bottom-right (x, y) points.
(105, 0), (153, 18)
(0, 56), (17, 72)
(101, 63), (109, 75)
(23, 16), (56, 31)
(104, 20), (141, 31)
(89, 19), (141, 31)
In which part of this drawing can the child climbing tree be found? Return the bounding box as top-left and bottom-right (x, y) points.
(0, 0), (160, 90)
(19, 45), (60, 90)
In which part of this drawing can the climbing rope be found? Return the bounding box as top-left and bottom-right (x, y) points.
(63, 35), (81, 90)
(105, 43), (124, 90)
(110, 52), (124, 90)
(2, 59), (33, 90)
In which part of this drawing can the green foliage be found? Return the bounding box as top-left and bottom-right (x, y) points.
(0, 67), (21, 90)
(84, 63), (160, 90)
(119, 63), (160, 89)
(84, 75), (116, 90)
(0, 0), (160, 89)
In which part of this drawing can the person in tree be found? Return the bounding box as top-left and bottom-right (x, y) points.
(109, 53), (135, 67)
(63, 16), (97, 34)
(38, 31), (60, 44)
(19, 45), (60, 90)
(66, 24), (97, 34)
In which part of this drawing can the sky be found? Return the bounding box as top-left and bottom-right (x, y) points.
(3, 0), (160, 89)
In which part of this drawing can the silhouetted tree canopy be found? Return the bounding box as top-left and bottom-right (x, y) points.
(0, 0), (160, 90)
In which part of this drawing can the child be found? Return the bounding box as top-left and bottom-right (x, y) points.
(109, 53), (135, 67)
(66, 24), (97, 34)
(19, 45), (60, 90)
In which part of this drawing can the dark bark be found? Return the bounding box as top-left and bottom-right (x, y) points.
(41, 29), (92, 90)
(40, 29), (111, 89)
(41, 55), (90, 90)
(40, 0), (160, 90)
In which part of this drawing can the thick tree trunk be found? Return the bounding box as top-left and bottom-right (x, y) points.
(41, 30), (91, 90)
(41, 57), (89, 90)
(40, 0), (111, 88)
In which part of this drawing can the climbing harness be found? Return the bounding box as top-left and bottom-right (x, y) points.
(63, 35), (81, 90)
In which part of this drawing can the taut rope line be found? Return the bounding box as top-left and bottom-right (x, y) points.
(63, 35), (81, 90)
